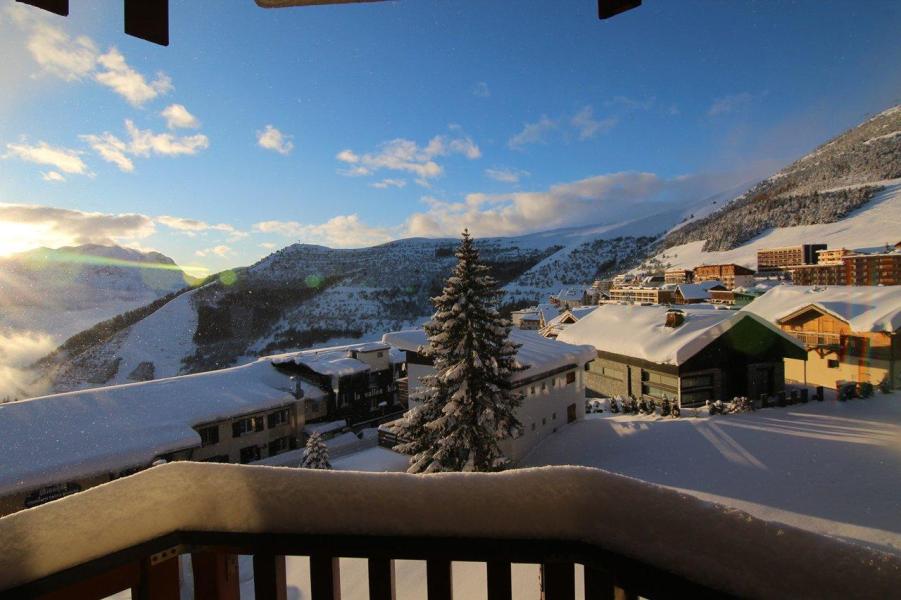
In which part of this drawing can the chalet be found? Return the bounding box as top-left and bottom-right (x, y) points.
(381, 329), (595, 463)
(541, 306), (598, 338)
(552, 287), (590, 310)
(693, 264), (755, 290)
(744, 286), (901, 390)
(557, 304), (805, 407)
(270, 342), (405, 426)
(0, 360), (320, 516)
(511, 308), (541, 330)
(673, 283), (712, 304)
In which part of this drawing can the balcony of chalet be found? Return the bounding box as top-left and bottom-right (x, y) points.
(1, 462), (899, 599)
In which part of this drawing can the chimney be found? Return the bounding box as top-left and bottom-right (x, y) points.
(665, 310), (685, 328)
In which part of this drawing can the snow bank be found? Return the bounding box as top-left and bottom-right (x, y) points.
(0, 360), (310, 498)
(557, 304), (802, 365)
(742, 285), (901, 332)
(0, 463), (898, 598)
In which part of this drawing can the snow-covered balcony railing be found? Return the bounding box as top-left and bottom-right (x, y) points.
(789, 331), (842, 349)
(1, 463), (899, 600)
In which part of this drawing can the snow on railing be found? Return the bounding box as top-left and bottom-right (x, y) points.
(0, 462), (898, 598)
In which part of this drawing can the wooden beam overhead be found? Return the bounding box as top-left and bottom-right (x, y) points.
(15, 0), (68, 17)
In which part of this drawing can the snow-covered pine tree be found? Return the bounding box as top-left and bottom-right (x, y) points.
(394, 229), (523, 473)
(301, 432), (331, 469)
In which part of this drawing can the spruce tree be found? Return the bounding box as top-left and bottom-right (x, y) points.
(301, 432), (331, 469)
(394, 230), (523, 473)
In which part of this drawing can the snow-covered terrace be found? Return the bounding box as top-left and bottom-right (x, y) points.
(557, 304), (803, 366)
(381, 328), (596, 383)
(742, 284), (901, 332)
(0, 359), (311, 499)
(268, 341), (403, 377)
(1, 462), (898, 598)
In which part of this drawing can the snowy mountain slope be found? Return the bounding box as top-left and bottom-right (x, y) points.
(638, 179), (901, 272)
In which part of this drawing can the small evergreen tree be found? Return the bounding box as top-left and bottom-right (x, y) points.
(394, 230), (523, 473)
(301, 432), (331, 469)
(609, 396), (620, 413)
(671, 401), (681, 418)
(661, 395), (671, 417)
(629, 396), (639, 414)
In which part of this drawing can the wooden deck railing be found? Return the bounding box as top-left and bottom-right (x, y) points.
(0, 463), (899, 599)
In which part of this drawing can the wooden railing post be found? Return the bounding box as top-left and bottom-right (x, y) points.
(486, 561), (512, 600)
(541, 562), (575, 600)
(254, 554), (288, 600)
(367, 557), (396, 600)
(426, 559), (453, 600)
(310, 555), (341, 600)
(192, 552), (240, 600)
(134, 554), (179, 600)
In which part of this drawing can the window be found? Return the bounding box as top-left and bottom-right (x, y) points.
(827, 359), (840, 369)
(377, 351), (384, 357)
(566, 371), (576, 384)
(542, 417), (546, 425)
(202, 455), (229, 463)
(198, 425), (219, 447)
(531, 386), (536, 395)
(680, 389), (714, 407)
(541, 382), (547, 391)
(531, 423), (536, 431)
(232, 416), (265, 438)
(681, 374), (713, 389)
(239, 445), (261, 464)
(553, 412), (557, 420)
(267, 408), (290, 428)
(600, 367), (623, 381)
(268, 437), (290, 456)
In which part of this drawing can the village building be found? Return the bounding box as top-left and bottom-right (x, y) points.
(511, 307), (541, 330)
(744, 286), (901, 390)
(664, 269), (694, 284)
(816, 247), (855, 265)
(540, 306), (598, 338)
(270, 342), (405, 426)
(381, 329), (596, 463)
(557, 304), (805, 407)
(757, 244), (826, 274)
(673, 283), (724, 304)
(608, 286), (675, 304)
(790, 252), (901, 286)
(551, 287), (590, 310)
(693, 264), (756, 289)
(0, 360), (321, 516)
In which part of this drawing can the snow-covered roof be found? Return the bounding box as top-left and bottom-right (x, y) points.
(381, 329), (595, 383)
(697, 280), (725, 291)
(557, 304), (802, 366)
(675, 284), (710, 301)
(269, 341), (395, 376)
(742, 285), (901, 333)
(537, 303), (560, 323)
(554, 287), (586, 301)
(0, 359), (316, 498)
(544, 306), (598, 329)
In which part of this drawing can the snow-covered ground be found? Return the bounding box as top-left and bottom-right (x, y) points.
(641, 180), (901, 271)
(523, 391), (901, 555)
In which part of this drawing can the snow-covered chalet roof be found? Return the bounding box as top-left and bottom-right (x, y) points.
(554, 287), (586, 302)
(0, 359), (317, 498)
(381, 329), (595, 383)
(544, 306), (598, 329)
(742, 285), (901, 332)
(675, 284), (710, 301)
(557, 304), (802, 366)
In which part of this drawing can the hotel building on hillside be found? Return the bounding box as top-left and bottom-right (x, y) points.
(693, 263), (756, 289)
(557, 304), (806, 407)
(381, 329), (596, 463)
(608, 286), (675, 304)
(757, 244), (826, 274)
(789, 251), (901, 286)
(744, 286), (901, 390)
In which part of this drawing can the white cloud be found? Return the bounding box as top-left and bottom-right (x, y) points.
(472, 81), (490, 98)
(508, 115), (558, 149)
(404, 171), (735, 239)
(254, 214), (395, 248)
(94, 47), (173, 107)
(157, 215), (242, 238)
(336, 130), (480, 185)
(161, 104), (200, 129)
(257, 125), (294, 155)
(41, 171), (65, 182)
(4, 141), (90, 176)
(0, 203), (156, 247)
(195, 245), (233, 258)
(24, 22), (98, 81)
(370, 178), (407, 189)
(570, 105), (618, 140)
(708, 92), (754, 117)
(259, 242), (277, 250)
(484, 167), (530, 184)
(81, 120), (209, 172)
(0, 330), (55, 399)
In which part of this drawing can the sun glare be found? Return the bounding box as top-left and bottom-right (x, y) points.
(0, 222), (62, 257)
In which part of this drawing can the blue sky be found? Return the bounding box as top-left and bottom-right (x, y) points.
(1, 0), (899, 275)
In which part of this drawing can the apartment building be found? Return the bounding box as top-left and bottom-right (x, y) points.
(558, 304), (805, 407)
(381, 329), (596, 463)
(757, 244), (826, 274)
(0, 360), (318, 516)
(608, 286), (675, 304)
(816, 247), (854, 265)
(664, 269), (694, 284)
(745, 286), (901, 390)
(790, 252), (901, 286)
(693, 264), (755, 289)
